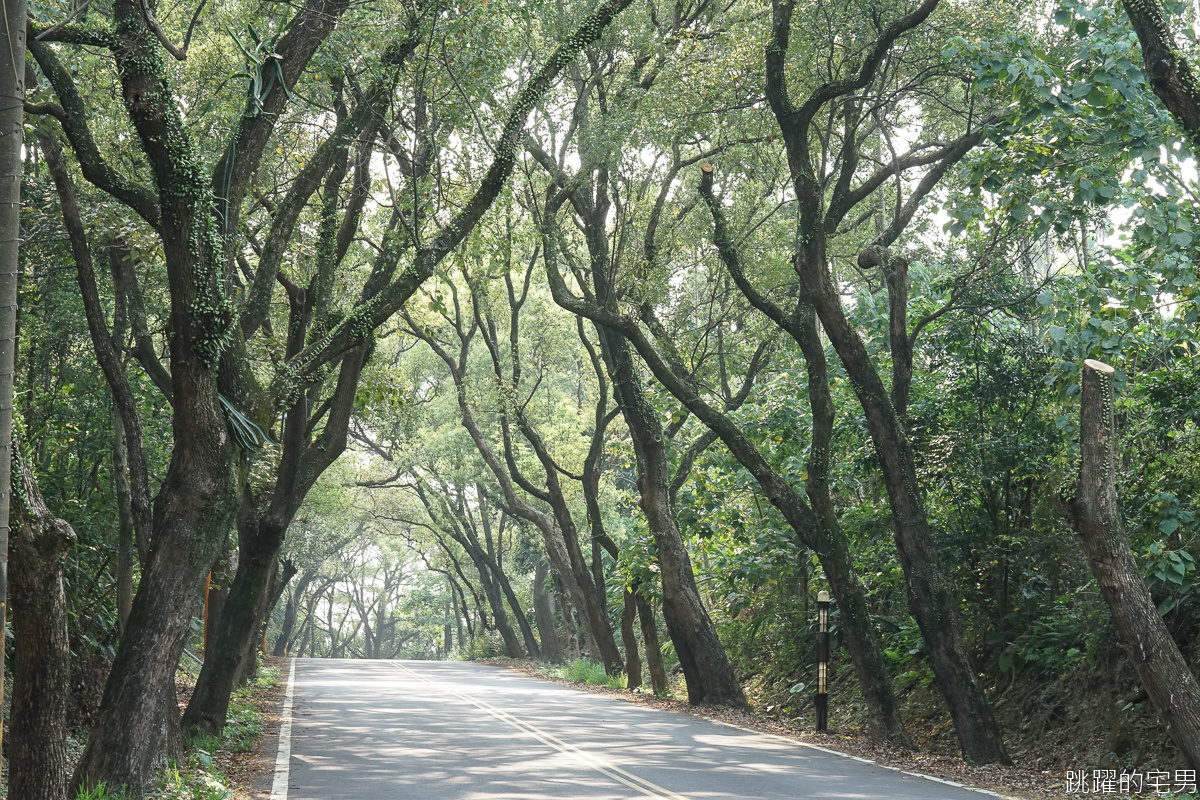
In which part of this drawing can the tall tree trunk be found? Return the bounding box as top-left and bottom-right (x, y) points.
(453, 578), (468, 644)
(621, 588), (642, 689)
(592, 539), (608, 619)
(74, 469), (239, 791)
(476, 500), (540, 659)
(533, 158), (741, 703)
(601, 328), (744, 706)
(1067, 360), (1200, 768)
(635, 592), (668, 696)
(68, 0), (251, 784)
(554, 572), (583, 660)
(187, 339), (367, 736)
(8, 438), (74, 800)
(0, 0), (26, 775)
(114, 412), (135, 635)
(533, 560), (564, 662)
(232, 559), (279, 687)
(497, 563), (539, 659)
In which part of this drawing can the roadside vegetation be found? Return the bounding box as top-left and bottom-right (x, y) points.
(70, 661), (278, 800)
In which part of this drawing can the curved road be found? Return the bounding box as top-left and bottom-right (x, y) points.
(272, 659), (1004, 799)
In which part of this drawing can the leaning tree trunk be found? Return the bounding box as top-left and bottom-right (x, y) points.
(475, 552), (525, 657)
(0, 0), (25, 777)
(187, 337), (366, 736)
(496, 561), (540, 659)
(70, 0), (250, 788)
(233, 559), (281, 687)
(791, 229), (1009, 762)
(185, 513), (285, 736)
(73, 427), (240, 793)
(8, 438), (74, 800)
(601, 328), (744, 706)
(1067, 360), (1200, 768)
(694, 164), (909, 744)
(275, 570), (317, 656)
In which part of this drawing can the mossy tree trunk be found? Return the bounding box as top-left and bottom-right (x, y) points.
(8, 435), (74, 800)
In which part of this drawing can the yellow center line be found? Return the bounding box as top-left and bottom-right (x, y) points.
(389, 661), (692, 800)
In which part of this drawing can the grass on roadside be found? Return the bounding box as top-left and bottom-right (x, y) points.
(541, 658), (627, 689)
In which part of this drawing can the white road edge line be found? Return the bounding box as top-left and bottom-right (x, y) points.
(698, 718), (1016, 800)
(269, 657), (297, 800)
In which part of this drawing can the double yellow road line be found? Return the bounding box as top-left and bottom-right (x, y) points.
(390, 662), (691, 800)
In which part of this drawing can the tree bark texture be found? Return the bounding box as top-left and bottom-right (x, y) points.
(205, 536), (231, 659)
(621, 588), (643, 689)
(8, 438), (74, 800)
(1068, 360), (1200, 769)
(798, 248), (1007, 762)
(68, 0), (249, 786)
(185, 340), (368, 737)
(1124, 0), (1200, 150)
(114, 412), (135, 634)
(185, 514), (290, 735)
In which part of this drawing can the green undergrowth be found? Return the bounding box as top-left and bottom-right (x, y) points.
(75, 660), (282, 800)
(540, 658), (627, 689)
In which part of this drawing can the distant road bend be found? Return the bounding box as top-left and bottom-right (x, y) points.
(271, 659), (999, 799)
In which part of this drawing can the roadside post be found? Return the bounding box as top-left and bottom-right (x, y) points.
(816, 590), (830, 733)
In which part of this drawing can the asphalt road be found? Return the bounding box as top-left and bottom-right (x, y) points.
(277, 658), (1000, 800)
